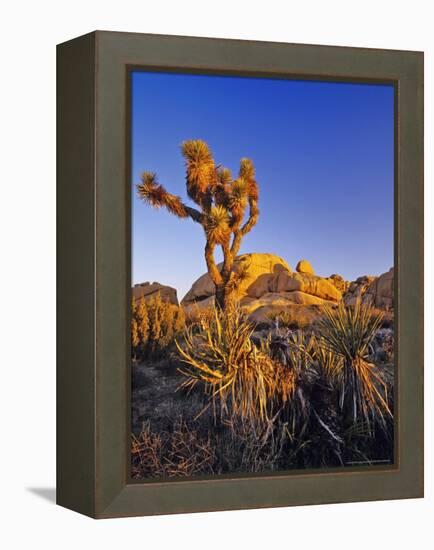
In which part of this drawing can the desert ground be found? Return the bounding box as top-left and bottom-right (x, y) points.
(131, 254), (394, 478)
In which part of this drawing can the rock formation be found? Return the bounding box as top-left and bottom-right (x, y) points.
(296, 259), (315, 275)
(182, 253), (291, 304)
(327, 274), (350, 294)
(132, 282), (179, 306)
(182, 253), (344, 323)
(344, 268), (393, 310)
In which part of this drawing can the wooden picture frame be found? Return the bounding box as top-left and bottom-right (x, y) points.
(57, 31), (424, 518)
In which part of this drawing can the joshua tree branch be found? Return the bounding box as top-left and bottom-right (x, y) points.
(220, 239), (234, 283)
(230, 198), (259, 257)
(137, 172), (203, 224)
(183, 205), (204, 223)
(230, 229), (242, 257)
(205, 240), (223, 287)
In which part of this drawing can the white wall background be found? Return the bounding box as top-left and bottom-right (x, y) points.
(1, 1), (432, 547)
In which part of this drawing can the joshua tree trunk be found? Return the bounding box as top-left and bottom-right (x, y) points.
(137, 140), (259, 310)
(215, 283), (236, 310)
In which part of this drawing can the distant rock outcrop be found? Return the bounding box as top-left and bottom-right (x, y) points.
(344, 275), (376, 306)
(344, 268), (393, 310)
(133, 282), (178, 306)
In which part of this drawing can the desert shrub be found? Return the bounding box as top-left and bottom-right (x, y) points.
(131, 293), (186, 360)
(184, 303), (216, 327)
(131, 419), (214, 478)
(132, 299), (394, 476)
(213, 416), (291, 473)
(371, 328), (394, 365)
(263, 330), (343, 462)
(317, 298), (392, 436)
(265, 307), (318, 330)
(176, 305), (295, 426)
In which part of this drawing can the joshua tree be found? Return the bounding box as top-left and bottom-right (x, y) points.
(137, 140), (259, 309)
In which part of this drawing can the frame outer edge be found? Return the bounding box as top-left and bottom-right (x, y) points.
(56, 31), (97, 518)
(67, 31), (424, 518)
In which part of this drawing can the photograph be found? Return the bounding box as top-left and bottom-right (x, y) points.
(1, 0), (428, 539)
(130, 71), (395, 479)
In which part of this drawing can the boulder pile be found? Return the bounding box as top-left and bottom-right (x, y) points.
(181, 253), (348, 324)
(135, 255), (394, 328)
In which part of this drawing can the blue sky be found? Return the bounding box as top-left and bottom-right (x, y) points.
(131, 71), (394, 301)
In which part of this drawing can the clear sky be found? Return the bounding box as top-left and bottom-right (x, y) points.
(131, 71), (394, 301)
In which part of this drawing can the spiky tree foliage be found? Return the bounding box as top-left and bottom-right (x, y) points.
(137, 140), (259, 308)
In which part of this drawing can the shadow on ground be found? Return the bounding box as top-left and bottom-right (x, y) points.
(27, 487), (56, 504)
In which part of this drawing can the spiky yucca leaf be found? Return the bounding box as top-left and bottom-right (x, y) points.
(318, 299), (383, 361)
(228, 263), (250, 291)
(317, 299), (391, 433)
(176, 305), (295, 424)
(313, 336), (344, 381)
(205, 205), (230, 244)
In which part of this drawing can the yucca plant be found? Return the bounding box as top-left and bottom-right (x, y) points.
(317, 298), (392, 435)
(137, 140), (259, 309)
(175, 305), (294, 425)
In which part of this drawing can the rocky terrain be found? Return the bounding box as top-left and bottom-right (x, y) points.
(180, 252), (393, 326)
(344, 267), (394, 310)
(132, 253), (395, 474)
(132, 253), (393, 333)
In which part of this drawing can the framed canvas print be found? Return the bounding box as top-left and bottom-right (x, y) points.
(57, 31), (424, 518)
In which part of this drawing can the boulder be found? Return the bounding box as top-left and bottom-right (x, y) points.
(343, 268), (394, 310)
(182, 252), (343, 316)
(344, 275), (376, 306)
(283, 291), (335, 306)
(364, 268), (394, 309)
(240, 290), (336, 330)
(242, 291), (335, 315)
(182, 253), (291, 304)
(246, 273), (275, 298)
(248, 303), (324, 327)
(270, 271), (342, 302)
(327, 273), (350, 294)
(296, 259), (315, 275)
(242, 293), (297, 315)
(132, 282), (178, 305)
